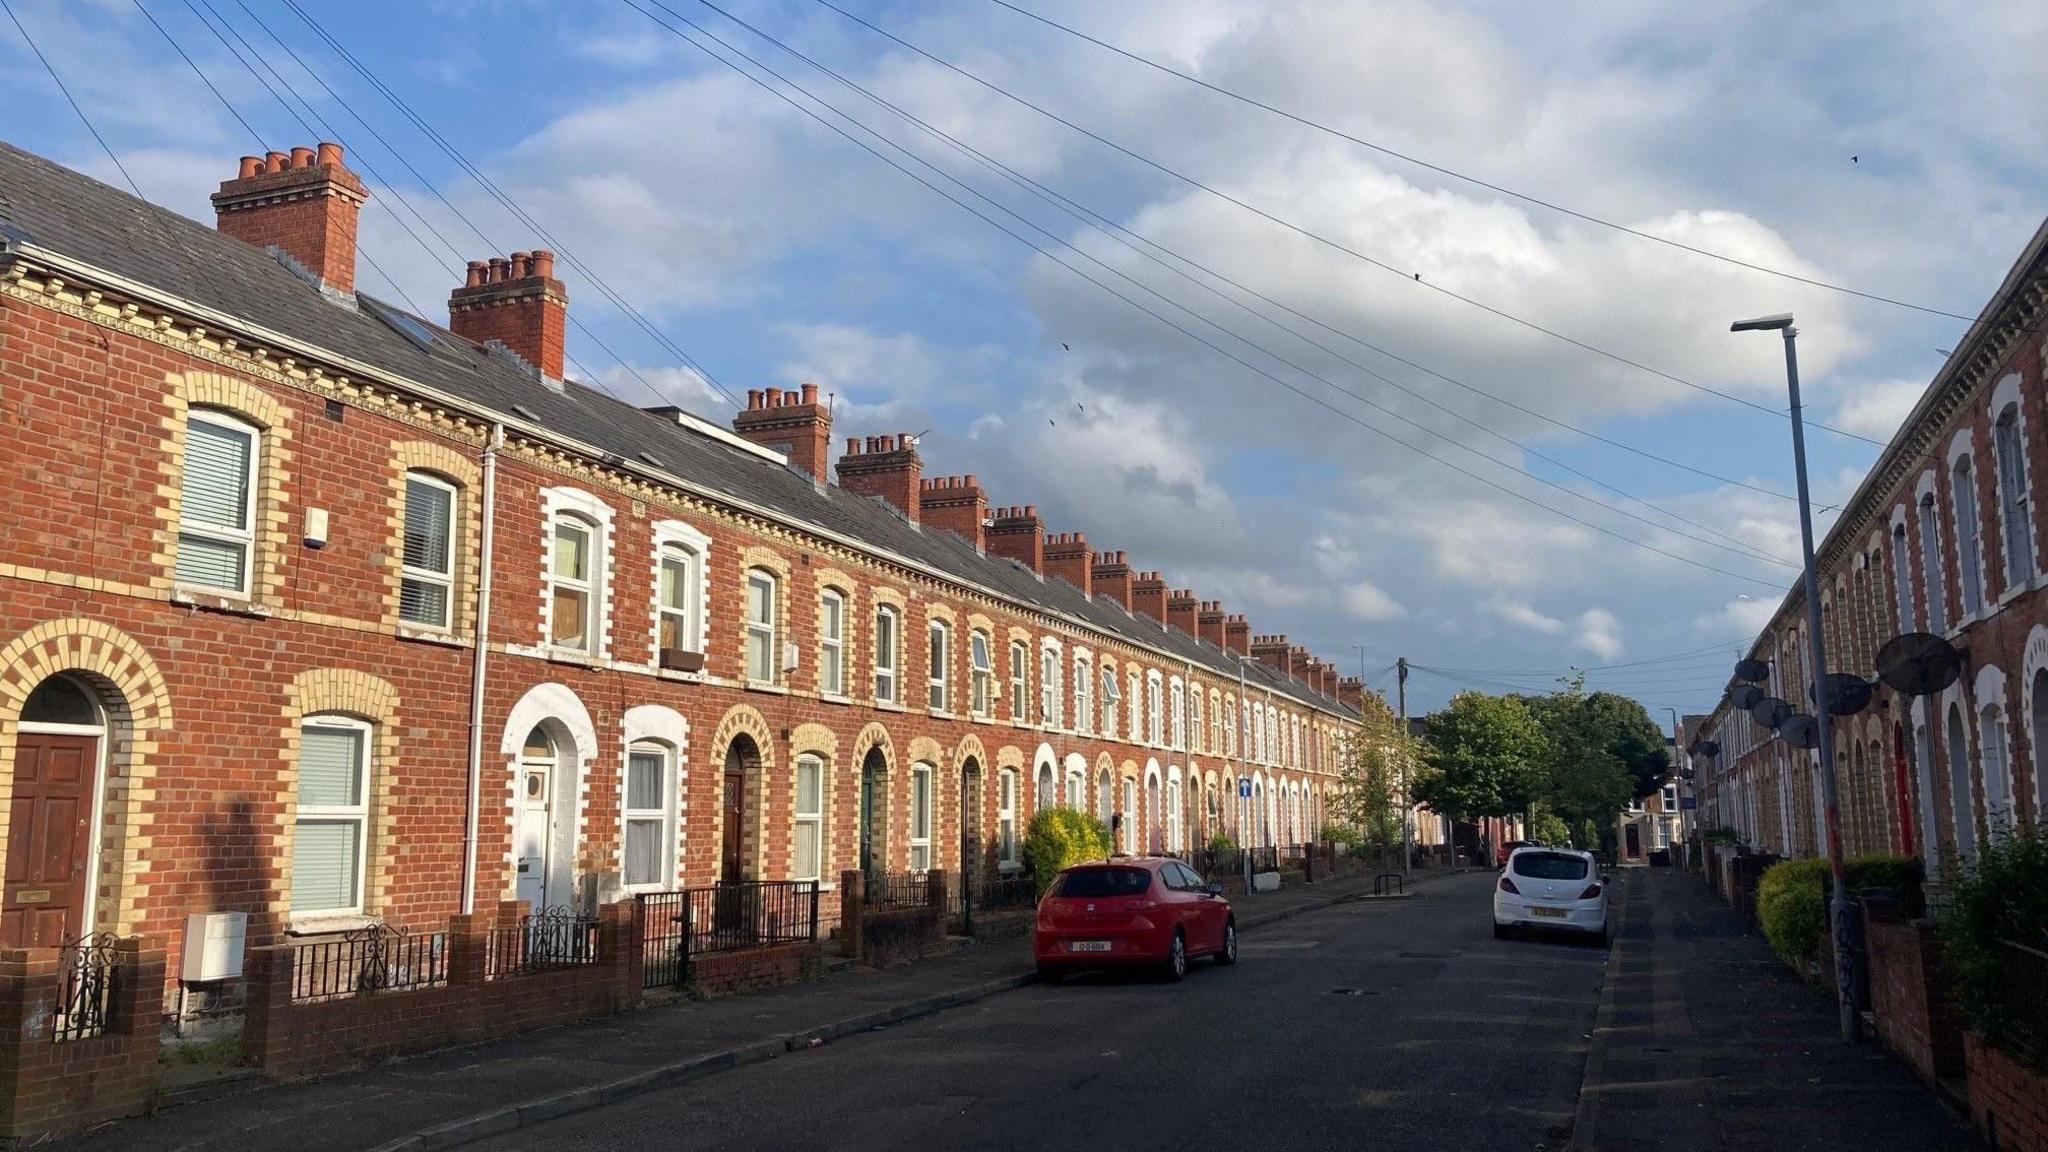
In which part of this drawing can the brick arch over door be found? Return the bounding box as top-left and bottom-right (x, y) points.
(281, 668), (401, 922)
(708, 705), (777, 879)
(499, 683), (599, 899)
(0, 618), (173, 936)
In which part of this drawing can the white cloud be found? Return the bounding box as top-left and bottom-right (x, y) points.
(1575, 608), (1624, 661)
(1340, 580), (1406, 622)
(1829, 379), (1928, 442)
(1486, 597), (1565, 635)
(1694, 594), (1779, 640)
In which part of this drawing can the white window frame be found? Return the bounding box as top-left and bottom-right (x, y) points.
(1995, 401), (2035, 591)
(998, 769), (1019, 867)
(1040, 644), (1061, 728)
(1066, 765), (1085, 809)
(1953, 453), (1984, 616)
(1010, 641), (1029, 722)
(910, 764), (934, 872)
(621, 742), (674, 893)
(1146, 671), (1163, 746)
(654, 537), (706, 661)
(928, 620), (952, 713)
(547, 512), (602, 655)
(177, 409), (260, 596)
(1128, 671), (1141, 742)
(1662, 783), (1679, 811)
(794, 754), (825, 882)
(874, 605), (900, 703)
(1191, 689), (1203, 754)
(399, 471), (457, 630)
(818, 588), (847, 697)
(1170, 678), (1186, 751)
(745, 568), (778, 684)
(1890, 519), (1914, 636)
(1918, 486), (1948, 633)
(294, 715), (371, 917)
(1121, 777), (1137, 853)
(1101, 664), (1120, 736)
(970, 631), (994, 718)
(1167, 773), (1181, 853)
(1074, 654), (1093, 736)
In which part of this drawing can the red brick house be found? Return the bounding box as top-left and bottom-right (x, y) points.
(0, 140), (1361, 1007)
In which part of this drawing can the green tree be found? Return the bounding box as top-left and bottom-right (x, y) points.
(1413, 692), (1550, 822)
(1331, 692), (1410, 851)
(1518, 675), (1648, 838)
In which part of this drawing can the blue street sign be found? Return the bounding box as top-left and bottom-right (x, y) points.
(1238, 776), (1252, 798)
(1679, 796), (1698, 811)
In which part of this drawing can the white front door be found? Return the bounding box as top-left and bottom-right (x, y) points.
(515, 759), (556, 909)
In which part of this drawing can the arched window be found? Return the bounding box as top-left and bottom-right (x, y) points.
(1891, 523), (1914, 632)
(1074, 654), (1093, 735)
(970, 631), (993, 717)
(20, 675), (100, 727)
(656, 540), (704, 660)
(550, 512), (600, 653)
(1190, 690), (1203, 754)
(1146, 672), (1163, 745)
(909, 764), (934, 872)
(1953, 456), (1983, 615)
(1066, 765), (1085, 808)
(1097, 768), (1113, 825)
(1946, 702), (1975, 861)
(928, 620), (952, 712)
(1037, 761), (1055, 812)
(1010, 641), (1029, 721)
(295, 715), (371, 915)
(997, 769), (1019, 865)
(1166, 774), (1181, 853)
(1980, 703), (2013, 834)
(622, 742), (673, 890)
(400, 471), (457, 629)
(818, 589), (846, 697)
(1995, 405), (2035, 588)
(874, 605), (900, 703)
(1040, 645), (1060, 727)
(177, 409), (260, 594)
(744, 569), (778, 683)
(1170, 679), (1186, 750)
(1121, 777), (1137, 853)
(1127, 671), (1141, 741)
(1919, 493), (1948, 632)
(1101, 663), (1119, 735)
(793, 754), (825, 881)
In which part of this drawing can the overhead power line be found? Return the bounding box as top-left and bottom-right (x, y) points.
(984, 0), (1993, 331)
(689, 0), (1799, 567)
(629, 0), (1786, 588)
(809, 0), (1888, 449)
(2, 0), (143, 196)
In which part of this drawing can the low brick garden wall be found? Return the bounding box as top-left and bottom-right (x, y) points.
(0, 937), (163, 1142)
(1863, 909), (1965, 1088)
(1965, 1034), (2048, 1152)
(242, 901), (642, 1079)
(688, 942), (823, 998)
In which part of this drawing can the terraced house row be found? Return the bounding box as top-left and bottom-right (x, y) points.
(0, 140), (1367, 1004)
(1693, 216), (2048, 872)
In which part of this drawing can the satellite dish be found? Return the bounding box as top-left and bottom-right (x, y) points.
(1733, 658), (1771, 683)
(1699, 740), (1720, 758)
(1779, 713), (1820, 749)
(1679, 766), (1696, 781)
(1875, 633), (1962, 697)
(1730, 684), (1765, 711)
(1749, 696), (1791, 730)
(1808, 672), (1875, 717)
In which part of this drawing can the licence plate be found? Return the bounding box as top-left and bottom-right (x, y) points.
(1529, 906), (1569, 919)
(1068, 940), (1112, 953)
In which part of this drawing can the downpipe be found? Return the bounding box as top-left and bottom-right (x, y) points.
(460, 423), (503, 915)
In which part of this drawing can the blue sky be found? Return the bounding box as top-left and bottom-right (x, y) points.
(5, 0), (2045, 724)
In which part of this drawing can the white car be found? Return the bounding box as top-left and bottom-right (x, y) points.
(1493, 847), (1609, 944)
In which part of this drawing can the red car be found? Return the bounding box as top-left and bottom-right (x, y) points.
(1496, 840), (1531, 869)
(1033, 857), (1237, 982)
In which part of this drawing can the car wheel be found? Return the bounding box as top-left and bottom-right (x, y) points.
(1215, 919), (1238, 966)
(1164, 930), (1187, 981)
(1036, 962), (1065, 985)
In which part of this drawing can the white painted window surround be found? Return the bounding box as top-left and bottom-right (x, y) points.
(1992, 385), (2036, 593)
(177, 409), (260, 595)
(650, 520), (711, 663)
(542, 487), (615, 658)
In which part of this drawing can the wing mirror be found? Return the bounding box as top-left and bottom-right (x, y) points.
(1204, 882), (1225, 897)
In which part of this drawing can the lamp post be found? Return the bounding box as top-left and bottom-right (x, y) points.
(1731, 312), (1859, 1043)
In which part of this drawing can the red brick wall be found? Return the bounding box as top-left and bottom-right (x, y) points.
(1966, 1033), (2048, 1152)
(0, 939), (164, 1141)
(1864, 913), (1965, 1086)
(688, 941), (820, 998)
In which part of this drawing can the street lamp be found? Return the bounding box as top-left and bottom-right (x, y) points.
(1730, 311), (1860, 1043)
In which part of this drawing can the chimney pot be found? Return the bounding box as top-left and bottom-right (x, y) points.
(510, 251), (532, 277)
(747, 389), (764, 409)
(289, 147), (315, 169)
(801, 382), (818, 405)
(488, 257), (509, 283)
(316, 141), (344, 167)
(530, 249), (554, 279)
(465, 260), (486, 287)
(237, 155), (262, 179)
(764, 387), (782, 407)
(264, 151), (287, 173)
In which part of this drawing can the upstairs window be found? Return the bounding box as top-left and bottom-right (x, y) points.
(1075, 655), (1093, 735)
(874, 606), (900, 703)
(818, 589), (846, 697)
(1102, 665), (1120, 735)
(400, 472), (456, 629)
(1128, 671), (1141, 742)
(928, 620), (951, 712)
(177, 410), (259, 594)
(1919, 492), (1948, 632)
(1040, 646), (1060, 727)
(1891, 524), (1913, 635)
(1954, 456), (1984, 615)
(1010, 641), (1029, 720)
(1170, 680), (1186, 750)
(657, 542), (703, 659)
(1996, 406), (2035, 588)
(1146, 673), (1163, 745)
(970, 631), (993, 718)
(549, 513), (598, 653)
(745, 569), (777, 683)
(1190, 690), (1203, 754)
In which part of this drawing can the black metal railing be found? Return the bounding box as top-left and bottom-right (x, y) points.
(1995, 938), (2048, 1066)
(54, 934), (120, 1042)
(489, 907), (600, 978)
(639, 880), (820, 989)
(944, 871), (1038, 928)
(290, 925), (449, 1003)
(1278, 844), (1308, 871)
(1246, 846), (1279, 874)
(864, 870), (931, 910)
(1191, 848), (1238, 881)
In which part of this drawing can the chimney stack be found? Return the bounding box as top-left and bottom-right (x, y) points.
(1251, 634), (1291, 674)
(988, 506), (1046, 572)
(449, 249), (567, 380)
(1131, 572), (1169, 625)
(1092, 551), (1135, 609)
(1289, 645), (1313, 681)
(1197, 601), (1227, 648)
(734, 382), (832, 484)
(1167, 589), (1201, 637)
(836, 434), (924, 522)
(1044, 532), (1092, 595)
(213, 141), (368, 295)
(919, 474), (988, 550)
(1337, 676), (1365, 710)
(1224, 615), (1251, 656)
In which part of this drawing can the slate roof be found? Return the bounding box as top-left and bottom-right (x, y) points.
(0, 139), (1354, 718)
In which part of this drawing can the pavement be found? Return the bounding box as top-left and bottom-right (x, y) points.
(56, 865), (1457, 1152)
(1570, 866), (1981, 1151)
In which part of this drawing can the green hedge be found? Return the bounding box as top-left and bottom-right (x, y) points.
(1758, 854), (1925, 966)
(1938, 824), (2048, 1069)
(1022, 807), (1113, 895)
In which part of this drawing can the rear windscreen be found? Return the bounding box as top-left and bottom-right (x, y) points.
(1511, 852), (1590, 881)
(1053, 867), (1152, 897)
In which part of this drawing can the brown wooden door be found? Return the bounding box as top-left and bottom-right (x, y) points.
(721, 766), (744, 884)
(3, 733), (95, 947)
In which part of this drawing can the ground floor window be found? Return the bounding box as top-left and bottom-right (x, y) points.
(622, 743), (671, 889)
(910, 765), (933, 872)
(294, 717), (371, 915)
(998, 769), (1018, 865)
(794, 755), (824, 881)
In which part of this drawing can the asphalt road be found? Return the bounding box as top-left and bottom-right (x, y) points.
(472, 871), (1608, 1151)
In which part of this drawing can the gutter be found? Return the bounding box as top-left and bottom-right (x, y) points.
(460, 423), (503, 915)
(2, 241), (1352, 721)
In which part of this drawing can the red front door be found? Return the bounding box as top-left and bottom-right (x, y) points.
(3, 733), (95, 947)
(721, 766), (745, 884)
